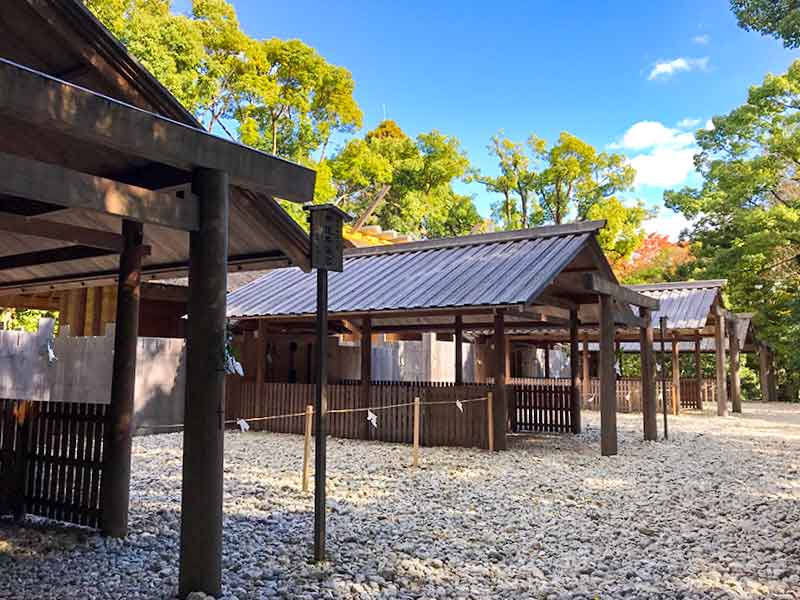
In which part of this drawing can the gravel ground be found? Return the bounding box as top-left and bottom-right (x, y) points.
(1, 403), (799, 600)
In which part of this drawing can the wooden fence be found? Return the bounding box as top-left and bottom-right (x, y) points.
(582, 377), (716, 412)
(0, 399), (106, 528)
(510, 379), (573, 433)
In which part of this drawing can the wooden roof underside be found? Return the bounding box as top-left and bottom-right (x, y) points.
(0, 0), (313, 295)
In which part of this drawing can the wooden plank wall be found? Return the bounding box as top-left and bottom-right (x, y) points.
(0, 399), (106, 528)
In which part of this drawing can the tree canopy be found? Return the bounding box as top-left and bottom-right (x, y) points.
(474, 131), (648, 262)
(665, 59), (800, 399)
(730, 0), (800, 48)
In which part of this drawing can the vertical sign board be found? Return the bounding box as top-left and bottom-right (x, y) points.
(305, 204), (349, 563)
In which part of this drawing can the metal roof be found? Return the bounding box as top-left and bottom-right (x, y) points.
(628, 280), (726, 330)
(227, 221), (605, 319)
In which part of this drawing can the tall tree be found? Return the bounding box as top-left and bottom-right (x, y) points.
(665, 59), (800, 399)
(730, 0), (800, 48)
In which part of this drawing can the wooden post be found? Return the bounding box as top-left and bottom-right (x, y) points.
(695, 337), (703, 407)
(759, 343), (770, 403)
(179, 168), (229, 598)
(313, 268), (329, 563)
(569, 309), (581, 434)
(360, 316), (372, 439)
(486, 391), (495, 452)
(671, 333), (681, 415)
(543, 343), (551, 378)
(767, 347), (778, 402)
(582, 336), (590, 401)
(454, 315), (463, 385)
(256, 320), (267, 400)
(659, 317), (669, 439)
(729, 317), (742, 413)
(412, 397), (421, 466)
(714, 305), (728, 417)
(599, 295), (617, 456)
(100, 219), (143, 537)
(492, 311), (508, 451)
(302, 405), (313, 492)
(639, 307), (657, 441)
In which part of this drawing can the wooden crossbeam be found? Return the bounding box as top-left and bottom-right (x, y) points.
(0, 57), (315, 204)
(0, 152), (198, 231)
(583, 273), (659, 310)
(0, 211), (123, 251)
(0, 246), (115, 271)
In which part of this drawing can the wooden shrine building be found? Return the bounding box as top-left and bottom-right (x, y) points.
(226, 221), (661, 455)
(0, 2), (315, 597)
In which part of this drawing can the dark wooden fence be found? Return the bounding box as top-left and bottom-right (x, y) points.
(0, 399), (106, 528)
(510, 379), (573, 433)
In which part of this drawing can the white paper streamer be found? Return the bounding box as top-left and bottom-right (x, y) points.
(455, 399), (463, 413)
(46, 339), (57, 364)
(367, 410), (378, 429)
(236, 418), (250, 432)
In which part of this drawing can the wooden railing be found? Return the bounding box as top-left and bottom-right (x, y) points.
(0, 399), (106, 528)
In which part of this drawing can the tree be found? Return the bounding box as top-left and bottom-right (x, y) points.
(476, 131), (648, 261)
(614, 233), (692, 283)
(730, 0), (800, 48)
(665, 59), (800, 399)
(329, 122), (480, 238)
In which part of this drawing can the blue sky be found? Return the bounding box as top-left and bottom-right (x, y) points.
(185, 0), (797, 238)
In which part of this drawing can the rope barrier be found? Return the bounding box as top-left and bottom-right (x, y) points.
(139, 395), (490, 431)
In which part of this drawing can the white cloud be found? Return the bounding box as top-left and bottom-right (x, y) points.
(647, 57), (709, 80)
(704, 118), (714, 130)
(611, 120), (699, 188)
(644, 209), (692, 242)
(692, 34), (710, 45)
(677, 117), (701, 128)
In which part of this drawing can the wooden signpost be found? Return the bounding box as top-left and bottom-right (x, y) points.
(305, 204), (349, 563)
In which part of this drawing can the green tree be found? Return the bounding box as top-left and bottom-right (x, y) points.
(329, 122), (480, 237)
(730, 0), (800, 48)
(665, 60), (800, 400)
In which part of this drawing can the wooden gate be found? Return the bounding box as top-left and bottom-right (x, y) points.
(0, 399), (106, 528)
(510, 379), (573, 433)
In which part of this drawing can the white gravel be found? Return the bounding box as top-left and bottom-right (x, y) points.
(2, 403), (799, 599)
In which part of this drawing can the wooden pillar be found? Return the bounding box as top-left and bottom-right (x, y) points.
(695, 337), (703, 407)
(729, 317), (742, 413)
(256, 320), (267, 397)
(99, 220), (143, 537)
(759, 343), (770, 402)
(67, 289), (86, 336)
(492, 311), (508, 451)
(671, 333), (681, 415)
(599, 295), (617, 456)
(179, 168), (229, 598)
(582, 336), (590, 401)
(767, 347), (778, 402)
(569, 309), (581, 434)
(454, 315), (463, 385)
(543, 343), (551, 378)
(360, 316), (372, 438)
(714, 306), (728, 416)
(100, 286), (117, 330)
(639, 307), (657, 441)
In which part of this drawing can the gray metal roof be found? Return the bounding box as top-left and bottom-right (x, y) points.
(628, 280), (726, 330)
(227, 221), (605, 319)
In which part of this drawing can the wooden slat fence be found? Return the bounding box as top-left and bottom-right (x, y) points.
(0, 399), (106, 528)
(226, 380), (497, 448)
(582, 377), (716, 412)
(510, 379), (572, 433)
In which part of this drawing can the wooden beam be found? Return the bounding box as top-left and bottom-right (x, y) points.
(640, 307), (657, 441)
(0, 212), (124, 251)
(492, 311), (508, 451)
(454, 315), (464, 385)
(0, 58), (315, 203)
(599, 294), (617, 456)
(729, 317), (742, 413)
(583, 273), (660, 310)
(180, 168), (229, 598)
(714, 305), (728, 416)
(569, 309), (581, 434)
(0, 245), (116, 271)
(671, 333), (681, 416)
(0, 152), (199, 231)
(100, 220), (143, 537)
(0, 293), (59, 310)
(360, 316), (372, 440)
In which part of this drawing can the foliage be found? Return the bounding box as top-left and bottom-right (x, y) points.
(615, 233), (692, 283)
(329, 122), (480, 237)
(664, 59), (800, 399)
(730, 0), (800, 48)
(475, 131), (648, 261)
(0, 308), (54, 333)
